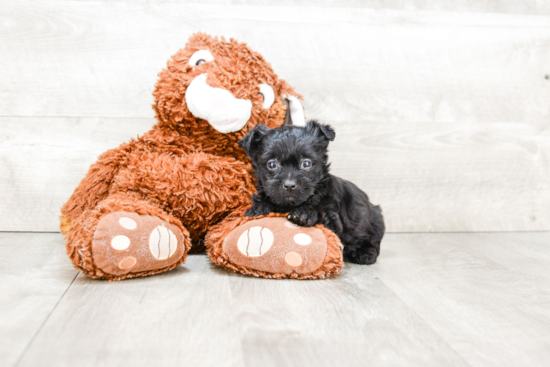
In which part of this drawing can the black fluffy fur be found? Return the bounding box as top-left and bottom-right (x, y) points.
(239, 120), (385, 265)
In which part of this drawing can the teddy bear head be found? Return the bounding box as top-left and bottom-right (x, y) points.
(153, 33), (304, 139)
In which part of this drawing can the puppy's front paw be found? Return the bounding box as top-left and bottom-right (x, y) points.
(288, 208), (319, 227)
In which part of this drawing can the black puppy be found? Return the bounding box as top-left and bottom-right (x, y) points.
(239, 120), (385, 265)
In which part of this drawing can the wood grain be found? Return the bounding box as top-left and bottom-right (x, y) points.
(461, 232), (550, 289)
(0, 1), (548, 124)
(16, 255), (245, 367)
(1, 116), (548, 232)
(327, 119), (550, 232)
(0, 232), (78, 367)
(1, 1), (550, 232)
(0, 117), (155, 232)
(7, 231), (550, 367)
(55, 0), (550, 15)
(370, 232), (550, 367)
(227, 268), (466, 367)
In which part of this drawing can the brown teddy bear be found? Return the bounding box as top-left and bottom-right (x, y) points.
(60, 33), (343, 280)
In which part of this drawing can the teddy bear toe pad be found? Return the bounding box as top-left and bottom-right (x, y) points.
(223, 217), (328, 275)
(92, 212), (186, 276)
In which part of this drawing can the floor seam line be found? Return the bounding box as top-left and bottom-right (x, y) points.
(351, 273), (474, 367)
(12, 271), (80, 367)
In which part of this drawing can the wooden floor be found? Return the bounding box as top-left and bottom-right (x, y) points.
(1, 231), (549, 367)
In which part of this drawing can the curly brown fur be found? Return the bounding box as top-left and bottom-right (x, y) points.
(240, 120), (385, 265)
(60, 33), (302, 279)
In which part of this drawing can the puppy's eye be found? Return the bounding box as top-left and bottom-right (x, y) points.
(189, 50), (214, 67)
(301, 159), (312, 169)
(267, 160), (278, 170)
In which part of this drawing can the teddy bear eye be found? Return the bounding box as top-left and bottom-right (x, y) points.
(301, 159), (312, 169)
(267, 160), (278, 170)
(258, 84), (275, 109)
(189, 50), (214, 67)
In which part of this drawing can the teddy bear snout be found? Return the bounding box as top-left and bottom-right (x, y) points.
(185, 73), (252, 134)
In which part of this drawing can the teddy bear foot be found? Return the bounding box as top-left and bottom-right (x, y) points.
(92, 212), (187, 277)
(206, 214), (344, 279)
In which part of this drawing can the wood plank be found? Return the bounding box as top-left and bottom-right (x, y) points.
(54, 0), (550, 15)
(0, 1), (548, 125)
(0, 117), (155, 232)
(15, 232), (550, 366)
(459, 232), (550, 289)
(16, 249), (467, 367)
(227, 267), (467, 367)
(370, 232), (550, 367)
(16, 255), (245, 367)
(2, 117), (548, 232)
(328, 120), (550, 232)
(0, 232), (78, 367)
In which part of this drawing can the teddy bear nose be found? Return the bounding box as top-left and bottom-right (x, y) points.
(283, 180), (297, 192)
(185, 73), (252, 134)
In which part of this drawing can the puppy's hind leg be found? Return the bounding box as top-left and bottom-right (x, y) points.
(344, 208), (385, 265)
(343, 240), (379, 265)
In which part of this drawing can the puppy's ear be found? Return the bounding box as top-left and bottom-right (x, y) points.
(238, 124), (269, 157)
(306, 120), (336, 142)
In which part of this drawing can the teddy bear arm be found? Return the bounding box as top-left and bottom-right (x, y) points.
(60, 145), (131, 234)
(107, 151), (256, 246)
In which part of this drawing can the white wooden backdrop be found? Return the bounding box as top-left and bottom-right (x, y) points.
(1, 0), (549, 232)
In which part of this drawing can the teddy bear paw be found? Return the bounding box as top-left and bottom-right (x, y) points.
(222, 217), (329, 276)
(92, 212), (187, 276)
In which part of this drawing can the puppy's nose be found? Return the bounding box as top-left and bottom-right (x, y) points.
(283, 180), (297, 192)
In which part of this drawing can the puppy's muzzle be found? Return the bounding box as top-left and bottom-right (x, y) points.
(283, 179), (297, 192)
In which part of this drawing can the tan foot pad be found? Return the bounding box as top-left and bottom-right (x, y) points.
(92, 212), (185, 276)
(223, 217), (328, 275)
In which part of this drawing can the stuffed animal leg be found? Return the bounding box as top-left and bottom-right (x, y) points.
(205, 209), (344, 279)
(62, 151), (255, 280)
(64, 192), (192, 280)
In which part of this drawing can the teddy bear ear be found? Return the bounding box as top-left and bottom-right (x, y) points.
(282, 96), (306, 127)
(278, 80), (306, 127)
